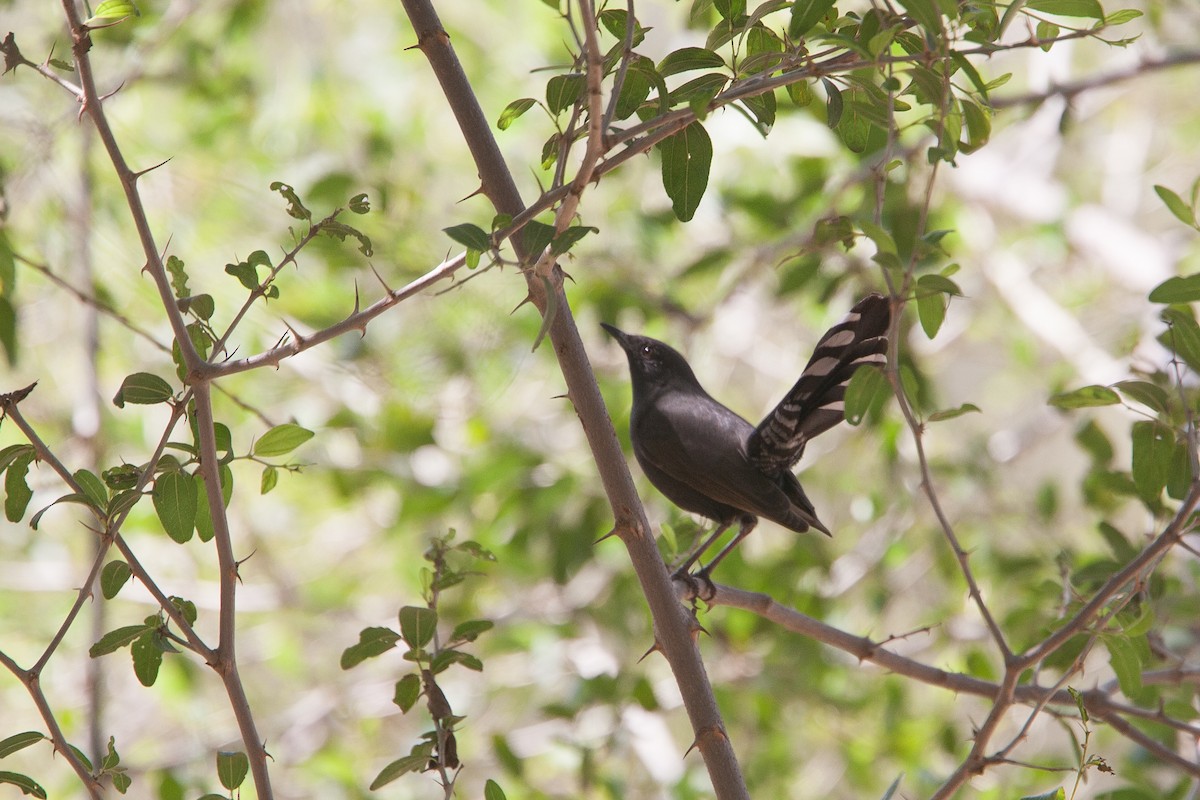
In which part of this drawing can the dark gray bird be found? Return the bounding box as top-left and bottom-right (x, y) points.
(602, 294), (890, 577)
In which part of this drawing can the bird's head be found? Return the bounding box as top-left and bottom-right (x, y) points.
(600, 323), (702, 394)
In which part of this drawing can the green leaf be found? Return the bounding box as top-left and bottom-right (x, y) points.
(1159, 307), (1200, 373)
(348, 192), (370, 214)
(918, 273), (964, 296)
(859, 221), (896, 255)
(1149, 273), (1200, 303)
(0, 772), (46, 799)
(0, 732), (46, 758)
(1131, 421), (1173, 504)
(90, 624), (150, 657)
(112, 373), (173, 408)
(153, 470), (198, 544)
(193, 465), (232, 543)
(497, 98), (536, 130)
(1101, 634), (1142, 697)
(546, 73), (585, 114)
(1105, 8), (1142, 25)
(253, 423), (314, 457)
(369, 749), (432, 790)
(484, 779), (509, 800)
(614, 60), (653, 120)
(928, 403), (981, 422)
(844, 365), (890, 425)
(896, 0), (942, 32)
(550, 225), (599, 255)
(260, 465), (278, 495)
(393, 674), (422, 713)
(340, 626), (401, 669)
(1027, 0), (1104, 18)
(521, 220), (557, 257)
(659, 122), (712, 222)
(1048, 385), (1120, 409)
(83, 0), (140, 26)
(1154, 184), (1197, 228)
(171, 595), (199, 626)
(822, 78), (843, 128)
(399, 606), (438, 649)
(444, 223), (491, 253)
(130, 630), (162, 686)
(430, 648), (484, 674)
(788, 0), (837, 39)
(916, 286), (947, 339)
(450, 619), (494, 644)
(100, 560), (132, 600)
(0, 297), (16, 367)
(658, 47), (725, 77)
(1019, 790), (1065, 800)
(1112, 380), (1168, 413)
(216, 751), (249, 791)
(165, 255), (189, 298)
(270, 181), (312, 221)
(4, 448), (35, 523)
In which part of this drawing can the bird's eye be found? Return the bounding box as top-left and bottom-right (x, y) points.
(641, 344), (653, 356)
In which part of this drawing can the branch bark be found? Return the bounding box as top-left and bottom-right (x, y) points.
(398, 1), (749, 796)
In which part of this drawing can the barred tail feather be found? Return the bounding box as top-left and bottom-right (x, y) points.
(748, 294), (890, 473)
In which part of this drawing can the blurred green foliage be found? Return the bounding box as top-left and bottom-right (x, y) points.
(1, 0), (1200, 798)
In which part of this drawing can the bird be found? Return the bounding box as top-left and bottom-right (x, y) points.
(601, 293), (891, 579)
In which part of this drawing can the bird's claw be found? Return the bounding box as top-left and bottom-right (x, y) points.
(671, 566), (717, 603)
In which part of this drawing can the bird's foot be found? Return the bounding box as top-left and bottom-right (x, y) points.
(670, 565), (717, 603)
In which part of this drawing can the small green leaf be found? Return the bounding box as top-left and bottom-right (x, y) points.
(659, 122), (712, 222)
(131, 631), (162, 686)
(260, 465), (278, 495)
(216, 751), (249, 791)
(1131, 420), (1173, 504)
(1112, 380), (1168, 413)
(450, 619), (494, 644)
(1101, 634), (1142, 697)
(928, 403), (981, 422)
(430, 648), (484, 674)
(546, 73), (586, 114)
(916, 288), (947, 339)
(918, 273), (964, 296)
(484, 779), (509, 800)
(497, 98), (536, 130)
(393, 674), (422, 713)
(171, 595), (199, 626)
(340, 627), (401, 669)
(443, 223), (491, 252)
(83, 0), (140, 26)
(100, 560), (132, 600)
(550, 225), (599, 255)
(90, 624), (150, 657)
(112, 373), (173, 408)
(822, 78), (843, 128)
(531, 274), (557, 354)
(369, 749), (432, 790)
(1027, 0), (1104, 18)
(399, 606), (438, 649)
(165, 255), (190, 298)
(4, 448), (35, 523)
(153, 470), (198, 544)
(1105, 8), (1142, 25)
(1048, 385), (1120, 409)
(1154, 185), (1196, 227)
(1018, 789), (1065, 800)
(0, 732), (46, 759)
(270, 181), (312, 221)
(1159, 307), (1200, 373)
(253, 423), (314, 457)
(0, 297), (16, 368)
(1149, 273), (1200, 303)
(0, 772), (46, 799)
(520, 220), (557, 257)
(788, 0), (837, 38)
(348, 193), (370, 214)
(658, 47), (726, 76)
(844, 365), (890, 425)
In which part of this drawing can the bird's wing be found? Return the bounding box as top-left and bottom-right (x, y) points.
(748, 294), (890, 473)
(634, 394), (796, 521)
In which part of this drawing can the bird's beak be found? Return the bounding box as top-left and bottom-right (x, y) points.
(600, 322), (630, 351)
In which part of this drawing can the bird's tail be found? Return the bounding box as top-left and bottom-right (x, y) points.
(748, 293), (891, 472)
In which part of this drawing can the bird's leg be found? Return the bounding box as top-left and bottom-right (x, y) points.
(670, 522), (731, 578)
(695, 516), (757, 578)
